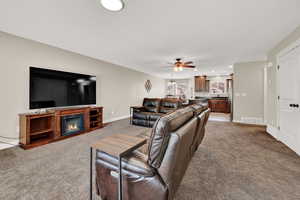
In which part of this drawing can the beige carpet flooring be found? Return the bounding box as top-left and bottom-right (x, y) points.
(0, 119), (299, 200)
(209, 112), (231, 122)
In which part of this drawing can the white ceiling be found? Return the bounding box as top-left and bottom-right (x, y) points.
(0, 0), (300, 79)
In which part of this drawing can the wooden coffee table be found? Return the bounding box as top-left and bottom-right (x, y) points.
(90, 134), (147, 200)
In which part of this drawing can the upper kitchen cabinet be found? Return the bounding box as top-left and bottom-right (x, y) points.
(195, 76), (209, 92)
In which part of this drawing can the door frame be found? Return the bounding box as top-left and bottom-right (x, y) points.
(276, 38), (300, 147)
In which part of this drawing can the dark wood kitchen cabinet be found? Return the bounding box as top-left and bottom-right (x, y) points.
(208, 99), (230, 113)
(195, 76), (209, 92)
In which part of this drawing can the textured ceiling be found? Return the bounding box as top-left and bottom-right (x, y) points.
(0, 0), (300, 78)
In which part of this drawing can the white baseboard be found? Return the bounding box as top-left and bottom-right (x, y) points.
(103, 115), (130, 124)
(0, 139), (19, 150)
(233, 120), (266, 126)
(266, 124), (279, 140)
(267, 124), (300, 156)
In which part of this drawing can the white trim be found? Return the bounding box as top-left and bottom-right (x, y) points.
(277, 38), (300, 59)
(103, 115), (130, 123)
(267, 124), (300, 156)
(232, 120), (266, 126)
(266, 124), (279, 140)
(0, 140), (19, 150)
(263, 66), (268, 124)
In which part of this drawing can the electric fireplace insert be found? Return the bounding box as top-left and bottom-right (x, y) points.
(61, 114), (84, 136)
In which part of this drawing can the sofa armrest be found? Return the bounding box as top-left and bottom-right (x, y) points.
(96, 149), (154, 177)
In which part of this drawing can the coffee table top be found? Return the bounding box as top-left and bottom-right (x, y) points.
(91, 134), (147, 157)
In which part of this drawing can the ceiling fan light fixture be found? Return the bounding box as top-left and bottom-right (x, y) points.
(174, 67), (178, 72)
(100, 0), (124, 12)
(179, 66), (183, 71)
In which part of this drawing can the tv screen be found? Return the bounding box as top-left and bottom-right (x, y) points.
(30, 67), (96, 109)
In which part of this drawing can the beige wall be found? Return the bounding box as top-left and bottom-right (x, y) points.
(266, 25), (300, 127)
(233, 61), (266, 124)
(0, 31), (165, 144)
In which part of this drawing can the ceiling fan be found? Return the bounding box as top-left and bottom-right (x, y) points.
(168, 58), (196, 72)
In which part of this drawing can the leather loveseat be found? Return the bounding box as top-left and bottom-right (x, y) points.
(95, 104), (210, 200)
(132, 98), (182, 127)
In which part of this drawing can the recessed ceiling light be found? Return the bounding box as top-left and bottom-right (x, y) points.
(194, 68), (198, 72)
(211, 70), (215, 73)
(229, 65), (233, 68)
(101, 0), (124, 12)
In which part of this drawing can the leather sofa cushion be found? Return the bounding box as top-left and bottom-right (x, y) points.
(143, 98), (161, 113)
(148, 113), (163, 121)
(159, 107), (175, 114)
(161, 101), (177, 108)
(190, 111), (206, 153)
(159, 98), (181, 114)
(132, 119), (148, 127)
(147, 107), (194, 168)
(157, 117), (198, 198)
(96, 150), (154, 177)
(144, 106), (158, 113)
(133, 112), (149, 120)
(149, 121), (156, 128)
(136, 129), (152, 155)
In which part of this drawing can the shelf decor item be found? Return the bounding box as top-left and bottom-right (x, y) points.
(145, 80), (152, 93)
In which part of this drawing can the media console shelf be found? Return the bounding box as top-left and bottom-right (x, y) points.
(89, 107), (103, 131)
(19, 106), (103, 149)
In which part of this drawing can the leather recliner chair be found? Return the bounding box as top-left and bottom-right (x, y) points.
(132, 98), (182, 127)
(95, 105), (210, 200)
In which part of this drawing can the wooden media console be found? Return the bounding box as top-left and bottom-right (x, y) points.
(19, 106), (103, 149)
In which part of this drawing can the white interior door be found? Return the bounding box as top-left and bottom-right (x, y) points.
(278, 46), (300, 154)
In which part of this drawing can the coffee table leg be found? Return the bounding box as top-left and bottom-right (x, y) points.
(90, 147), (93, 200)
(118, 156), (123, 200)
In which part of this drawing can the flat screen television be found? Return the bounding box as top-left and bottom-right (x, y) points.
(30, 67), (96, 109)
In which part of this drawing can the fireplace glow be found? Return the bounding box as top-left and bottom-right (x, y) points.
(67, 123), (78, 131)
(61, 114), (84, 136)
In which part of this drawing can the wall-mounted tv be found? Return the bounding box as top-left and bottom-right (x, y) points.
(30, 67), (96, 109)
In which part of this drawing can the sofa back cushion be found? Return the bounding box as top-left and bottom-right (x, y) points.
(190, 111), (206, 153)
(159, 98), (182, 114)
(147, 106), (194, 169)
(143, 98), (161, 113)
(146, 105), (209, 199)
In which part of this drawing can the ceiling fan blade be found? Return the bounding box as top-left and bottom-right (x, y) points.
(183, 65), (196, 68)
(184, 61), (193, 65)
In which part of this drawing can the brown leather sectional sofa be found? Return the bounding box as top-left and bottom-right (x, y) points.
(95, 104), (210, 200)
(132, 98), (183, 127)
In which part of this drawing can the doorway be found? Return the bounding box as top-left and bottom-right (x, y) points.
(277, 41), (300, 155)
